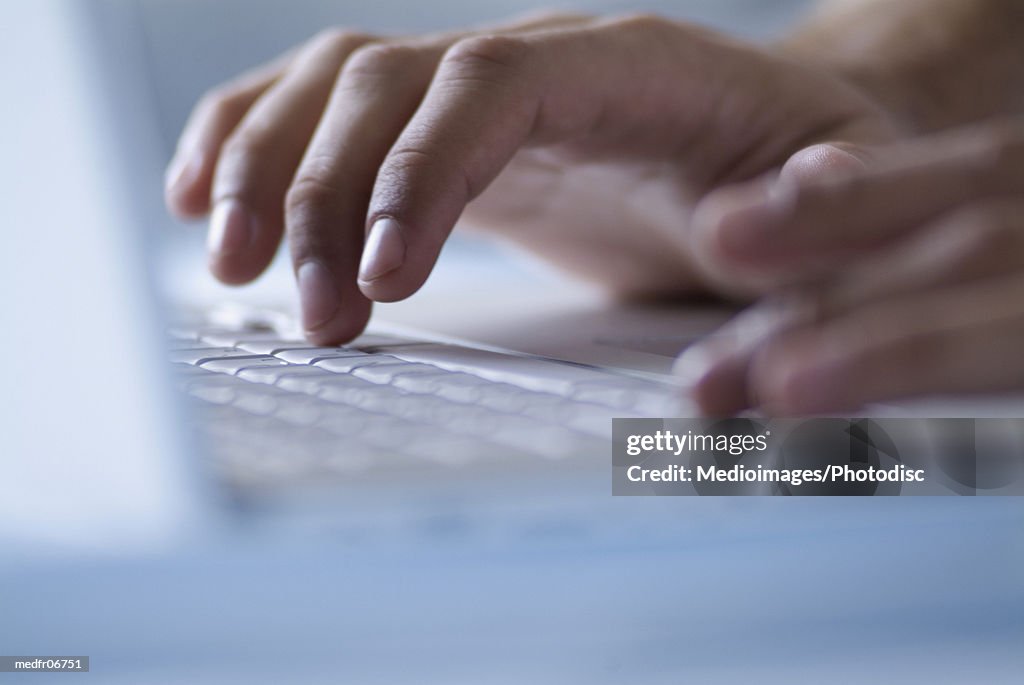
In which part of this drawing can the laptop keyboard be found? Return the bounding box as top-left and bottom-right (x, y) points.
(169, 320), (686, 486)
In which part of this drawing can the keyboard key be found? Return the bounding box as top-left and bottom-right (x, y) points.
(231, 386), (283, 415)
(276, 373), (367, 395)
(315, 354), (401, 373)
(390, 395), (468, 424)
(360, 422), (426, 450)
(401, 434), (483, 464)
(487, 421), (584, 459)
(168, 347), (247, 364)
(234, 339), (309, 355)
(519, 395), (590, 423)
(564, 410), (619, 438)
(429, 373), (496, 403)
(274, 347), (367, 364)
(348, 333), (410, 348)
(389, 345), (616, 395)
(196, 327), (281, 347)
(475, 384), (540, 413)
(274, 395), (327, 426)
(187, 384), (236, 405)
(237, 364), (332, 386)
(316, 410), (410, 438)
(571, 380), (677, 414)
(168, 340), (220, 351)
(199, 356), (289, 375)
(351, 362), (445, 385)
(171, 319), (684, 470)
(318, 380), (406, 409)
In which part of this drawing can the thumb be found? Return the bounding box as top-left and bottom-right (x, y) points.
(779, 141), (873, 184)
(689, 142), (876, 298)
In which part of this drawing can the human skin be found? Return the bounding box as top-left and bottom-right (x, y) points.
(679, 0), (1024, 414)
(164, 11), (896, 344)
(166, 1), (1024, 415)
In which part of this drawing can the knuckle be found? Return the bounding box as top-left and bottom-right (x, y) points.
(285, 175), (343, 223)
(196, 85), (245, 121)
(610, 12), (664, 30)
(376, 146), (437, 200)
(514, 9), (586, 25)
(383, 146), (434, 173)
(308, 27), (372, 55)
(340, 43), (418, 85)
(220, 124), (276, 167)
(441, 35), (532, 77)
(375, 144), (478, 213)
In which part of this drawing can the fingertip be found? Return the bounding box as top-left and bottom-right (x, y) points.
(205, 199), (283, 285)
(356, 218), (437, 303)
(356, 274), (422, 303)
(294, 259), (374, 345)
(748, 333), (854, 416)
(359, 218), (406, 280)
(780, 142), (870, 184)
(165, 152), (214, 219)
(303, 312), (371, 346)
(206, 200), (253, 284)
(692, 362), (754, 417)
(676, 342), (753, 417)
(692, 181), (781, 259)
(689, 185), (787, 297)
(303, 298), (373, 346)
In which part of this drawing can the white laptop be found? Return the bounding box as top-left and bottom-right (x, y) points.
(0, 0), (735, 547)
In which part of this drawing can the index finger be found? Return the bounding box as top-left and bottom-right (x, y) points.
(357, 16), (697, 302)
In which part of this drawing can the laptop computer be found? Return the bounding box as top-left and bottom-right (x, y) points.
(2, 2), (1021, 683)
(16, 0), (737, 526)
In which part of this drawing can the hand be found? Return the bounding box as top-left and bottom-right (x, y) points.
(679, 120), (1024, 415)
(165, 11), (895, 343)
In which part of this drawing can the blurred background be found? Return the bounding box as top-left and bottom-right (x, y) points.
(144, 0), (814, 151)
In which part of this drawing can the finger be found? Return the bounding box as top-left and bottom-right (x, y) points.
(675, 298), (817, 415)
(778, 141), (873, 183)
(686, 143), (876, 297)
(165, 53), (292, 218)
(748, 274), (1024, 414)
(696, 123), (1024, 275)
(812, 199), (1024, 318)
(685, 199), (1024, 414)
(285, 41), (436, 342)
(207, 30), (375, 285)
(359, 15), (695, 303)
(286, 14), (588, 343)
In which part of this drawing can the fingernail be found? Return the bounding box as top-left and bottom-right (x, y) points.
(208, 199), (254, 257)
(716, 197), (786, 255)
(673, 341), (723, 388)
(297, 261), (341, 333)
(358, 217), (406, 283)
(759, 349), (848, 415)
(165, 151), (201, 195)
